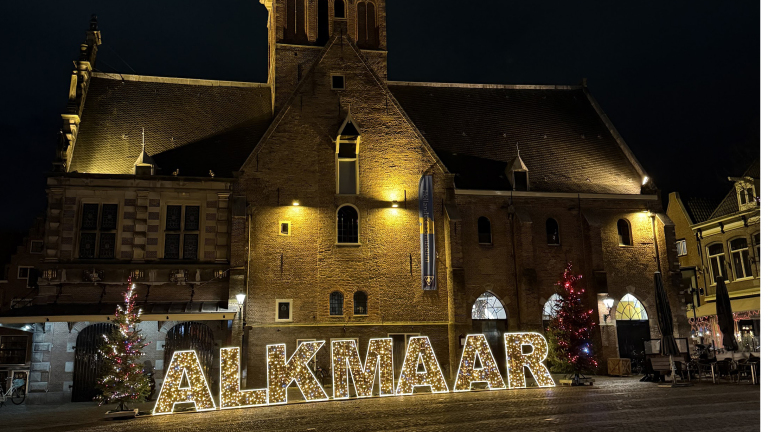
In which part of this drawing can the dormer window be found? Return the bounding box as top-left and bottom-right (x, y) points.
(336, 114), (361, 195)
(134, 129), (157, 175)
(505, 149), (529, 191)
(513, 171), (528, 191)
(739, 187), (756, 206)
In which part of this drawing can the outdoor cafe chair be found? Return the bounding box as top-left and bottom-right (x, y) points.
(715, 359), (738, 383)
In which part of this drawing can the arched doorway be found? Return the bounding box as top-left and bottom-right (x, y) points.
(615, 294), (651, 359)
(542, 293), (563, 331)
(471, 292), (508, 368)
(164, 322), (215, 386)
(72, 323), (116, 402)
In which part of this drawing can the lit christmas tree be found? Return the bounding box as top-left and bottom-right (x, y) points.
(96, 281), (151, 411)
(546, 262), (598, 381)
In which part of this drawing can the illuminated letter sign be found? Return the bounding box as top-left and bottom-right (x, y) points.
(331, 338), (395, 399)
(153, 350), (216, 415)
(419, 175), (436, 290)
(220, 347), (268, 409)
(453, 334), (506, 391)
(155, 332), (557, 415)
(504, 332), (556, 388)
(267, 341), (328, 404)
(396, 336), (448, 395)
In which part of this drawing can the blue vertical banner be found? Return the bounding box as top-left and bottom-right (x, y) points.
(419, 175), (436, 290)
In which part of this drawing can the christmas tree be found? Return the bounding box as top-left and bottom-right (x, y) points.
(96, 281), (151, 411)
(546, 262), (598, 378)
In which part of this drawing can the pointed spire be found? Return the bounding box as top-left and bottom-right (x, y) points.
(505, 142), (529, 191)
(134, 128), (157, 175)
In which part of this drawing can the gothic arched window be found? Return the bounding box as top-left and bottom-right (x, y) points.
(317, 0), (330, 45)
(337, 205), (359, 244)
(617, 219), (632, 246)
(334, 0), (346, 18)
(285, 0), (308, 44)
(356, 1), (379, 49)
(546, 218), (560, 245)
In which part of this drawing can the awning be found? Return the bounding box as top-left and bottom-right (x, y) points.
(687, 296), (760, 319)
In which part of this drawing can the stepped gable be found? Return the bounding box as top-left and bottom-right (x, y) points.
(68, 73), (273, 177)
(388, 82), (643, 194)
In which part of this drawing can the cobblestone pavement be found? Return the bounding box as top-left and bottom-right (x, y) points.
(0, 377), (760, 432)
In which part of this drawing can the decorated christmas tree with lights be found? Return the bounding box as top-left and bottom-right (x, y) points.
(96, 281), (152, 411)
(546, 262), (598, 379)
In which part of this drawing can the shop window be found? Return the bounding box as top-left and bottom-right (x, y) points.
(276, 299), (293, 322)
(675, 239), (687, 257)
(730, 238), (753, 280)
(353, 291), (367, 315)
(329, 291), (344, 316)
(78, 203), (117, 259)
(478, 217), (492, 244)
(546, 218), (560, 245)
(615, 294), (648, 320)
(617, 219), (632, 246)
(164, 205), (200, 260)
(337, 205), (359, 244)
(0, 335), (28, 365)
(708, 243), (729, 284)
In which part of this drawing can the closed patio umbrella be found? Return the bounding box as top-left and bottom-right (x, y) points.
(715, 276), (738, 351)
(654, 272), (680, 384)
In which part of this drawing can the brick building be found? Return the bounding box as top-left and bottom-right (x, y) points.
(0, 1), (688, 404)
(667, 161), (760, 352)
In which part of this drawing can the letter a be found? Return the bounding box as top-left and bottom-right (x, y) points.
(395, 336), (448, 395)
(504, 332), (556, 388)
(268, 341), (328, 404)
(453, 334), (506, 391)
(153, 350), (216, 415)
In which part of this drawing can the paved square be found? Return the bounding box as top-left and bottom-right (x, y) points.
(1, 377), (760, 431)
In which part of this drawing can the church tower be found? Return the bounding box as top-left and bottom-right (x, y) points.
(260, 0), (388, 113)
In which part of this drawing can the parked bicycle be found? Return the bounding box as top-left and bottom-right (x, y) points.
(0, 379), (26, 407)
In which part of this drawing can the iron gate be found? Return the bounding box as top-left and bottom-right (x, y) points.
(72, 323), (116, 402)
(164, 322), (215, 384)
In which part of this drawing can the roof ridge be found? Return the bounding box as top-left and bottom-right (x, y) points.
(92, 72), (269, 88)
(387, 81), (582, 90)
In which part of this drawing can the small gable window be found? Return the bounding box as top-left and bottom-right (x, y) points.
(739, 187), (756, 205)
(337, 205), (359, 244)
(617, 219), (632, 246)
(478, 217), (492, 245)
(546, 218), (560, 245)
(331, 74), (346, 90)
(513, 171), (528, 191)
(334, 0), (346, 18)
(329, 291), (344, 316)
(354, 291), (368, 315)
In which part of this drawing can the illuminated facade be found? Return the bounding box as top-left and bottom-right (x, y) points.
(1, 2), (689, 404)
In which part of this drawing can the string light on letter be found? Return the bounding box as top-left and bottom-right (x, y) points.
(395, 336), (448, 395)
(153, 350), (216, 415)
(453, 334), (506, 392)
(220, 347), (268, 409)
(267, 341), (328, 404)
(504, 332), (556, 389)
(331, 338), (395, 399)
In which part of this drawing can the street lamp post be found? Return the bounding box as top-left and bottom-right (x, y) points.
(603, 297), (614, 324)
(236, 293), (246, 329)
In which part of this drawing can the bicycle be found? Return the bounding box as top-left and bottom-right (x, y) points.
(0, 379), (26, 407)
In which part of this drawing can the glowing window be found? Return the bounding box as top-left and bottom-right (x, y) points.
(471, 292), (507, 320)
(615, 294), (648, 321)
(542, 293), (562, 321)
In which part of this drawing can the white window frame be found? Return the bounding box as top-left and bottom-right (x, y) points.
(279, 221), (291, 236)
(729, 238), (753, 281)
(707, 243), (728, 285)
(675, 239), (688, 257)
(275, 299), (293, 322)
(16, 266), (33, 280)
(335, 136), (360, 195)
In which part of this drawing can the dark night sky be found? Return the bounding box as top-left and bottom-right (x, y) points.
(1, 0), (759, 230)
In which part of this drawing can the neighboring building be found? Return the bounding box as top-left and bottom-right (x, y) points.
(0, 2), (688, 404)
(667, 161), (760, 352)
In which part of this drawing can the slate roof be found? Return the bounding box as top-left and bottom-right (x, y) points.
(388, 83), (643, 194)
(708, 161), (760, 220)
(69, 73), (273, 177)
(684, 197), (717, 224)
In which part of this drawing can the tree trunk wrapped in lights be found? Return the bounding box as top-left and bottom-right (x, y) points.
(546, 262), (598, 379)
(96, 281), (152, 411)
